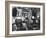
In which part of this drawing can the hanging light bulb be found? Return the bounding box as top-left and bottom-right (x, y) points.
(32, 16), (34, 19)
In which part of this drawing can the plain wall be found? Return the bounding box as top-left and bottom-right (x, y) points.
(0, 0), (46, 38)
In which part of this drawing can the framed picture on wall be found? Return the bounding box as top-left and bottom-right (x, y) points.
(5, 1), (45, 37)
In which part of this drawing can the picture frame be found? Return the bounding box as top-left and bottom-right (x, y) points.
(5, 1), (45, 37)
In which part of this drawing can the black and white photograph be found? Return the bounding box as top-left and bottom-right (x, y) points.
(8, 3), (44, 35)
(12, 7), (40, 31)
(5, 1), (45, 37)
